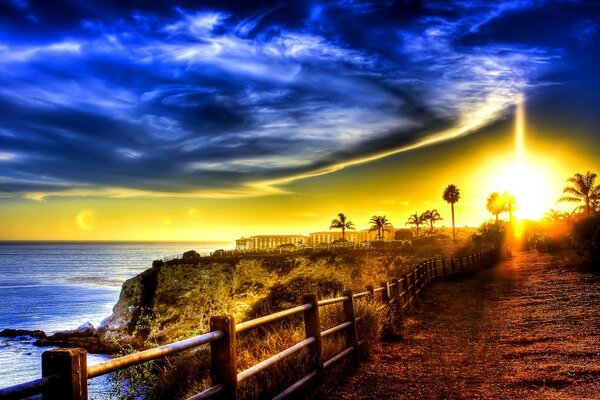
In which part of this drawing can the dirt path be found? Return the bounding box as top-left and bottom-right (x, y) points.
(332, 251), (600, 399)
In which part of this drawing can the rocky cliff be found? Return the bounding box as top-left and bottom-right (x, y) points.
(95, 249), (408, 349)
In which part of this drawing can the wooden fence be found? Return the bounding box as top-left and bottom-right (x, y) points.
(0, 249), (497, 400)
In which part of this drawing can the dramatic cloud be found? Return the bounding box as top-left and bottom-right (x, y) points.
(0, 0), (594, 199)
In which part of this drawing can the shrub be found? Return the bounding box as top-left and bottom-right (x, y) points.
(394, 229), (413, 241)
(152, 259), (164, 268)
(182, 250), (200, 260)
(572, 216), (600, 249)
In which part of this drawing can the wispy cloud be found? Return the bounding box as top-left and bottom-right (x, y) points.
(0, 0), (576, 200)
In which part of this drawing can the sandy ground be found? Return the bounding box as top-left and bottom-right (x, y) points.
(331, 251), (600, 399)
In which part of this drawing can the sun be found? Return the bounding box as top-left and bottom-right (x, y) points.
(486, 94), (566, 221)
(496, 158), (558, 220)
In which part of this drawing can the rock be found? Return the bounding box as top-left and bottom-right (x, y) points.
(34, 322), (120, 354)
(0, 328), (47, 339)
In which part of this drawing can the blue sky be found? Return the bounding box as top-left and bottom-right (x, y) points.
(0, 0), (599, 200)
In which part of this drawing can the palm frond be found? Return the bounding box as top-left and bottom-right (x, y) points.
(563, 187), (584, 197)
(558, 196), (581, 203)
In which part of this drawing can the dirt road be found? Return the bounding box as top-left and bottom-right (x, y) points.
(332, 251), (600, 399)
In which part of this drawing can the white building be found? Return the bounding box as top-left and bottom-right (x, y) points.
(235, 235), (309, 250)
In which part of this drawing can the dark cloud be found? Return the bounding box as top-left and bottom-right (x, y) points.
(0, 0), (597, 198)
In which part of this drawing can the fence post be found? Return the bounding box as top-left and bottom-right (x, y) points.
(42, 348), (87, 400)
(210, 315), (238, 400)
(442, 258), (447, 276)
(381, 282), (390, 304)
(303, 293), (324, 391)
(391, 279), (401, 307)
(402, 275), (410, 310)
(391, 278), (403, 318)
(428, 260), (433, 283)
(366, 285), (374, 299)
(411, 270), (418, 302)
(342, 290), (360, 366)
(459, 257), (464, 271)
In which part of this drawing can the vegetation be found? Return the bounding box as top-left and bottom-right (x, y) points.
(485, 191), (516, 223)
(329, 213), (356, 240)
(394, 229), (413, 241)
(182, 250), (200, 260)
(405, 213), (423, 238)
(442, 184), (460, 241)
(486, 192), (504, 223)
(112, 246), (458, 399)
(516, 171), (600, 260)
(558, 171), (600, 216)
(421, 209), (443, 234)
(369, 215), (392, 241)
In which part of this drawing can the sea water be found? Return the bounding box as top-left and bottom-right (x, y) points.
(0, 241), (230, 398)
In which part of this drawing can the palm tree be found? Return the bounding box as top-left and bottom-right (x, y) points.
(486, 192), (504, 223)
(542, 209), (564, 223)
(502, 192), (516, 223)
(419, 210), (431, 235)
(427, 209), (443, 234)
(558, 171), (600, 216)
(405, 213), (423, 238)
(442, 184), (460, 241)
(329, 213), (355, 240)
(369, 215), (392, 241)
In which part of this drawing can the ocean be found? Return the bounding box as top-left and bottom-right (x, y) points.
(0, 241), (230, 397)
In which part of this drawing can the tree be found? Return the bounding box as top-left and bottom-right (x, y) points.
(329, 213), (355, 240)
(486, 192), (504, 223)
(425, 209), (443, 234)
(442, 184), (460, 241)
(419, 210), (432, 234)
(369, 215), (392, 241)
(542, 209), (565, 223)
(405, 213), (423, 238)
(558, 171), (600, 216)
(502, 192), (516, 223)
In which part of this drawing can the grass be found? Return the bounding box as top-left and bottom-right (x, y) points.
(107, 241), (488, 399)
(109, 296), (386, 400)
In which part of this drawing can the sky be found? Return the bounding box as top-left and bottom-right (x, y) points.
(1, 0), (599, 241)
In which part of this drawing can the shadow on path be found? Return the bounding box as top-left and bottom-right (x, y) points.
(330, 251), (600, 399)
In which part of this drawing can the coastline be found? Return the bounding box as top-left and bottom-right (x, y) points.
(0, 241), (231, 390)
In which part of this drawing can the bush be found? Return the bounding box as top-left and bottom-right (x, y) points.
(370, 241), (386, 249)
(572, 216), (600, 248)
(182, 250), (200, 260)
(471, 222), (505, 249)
(152, 259), (164, 268)
(394, 229), (413, 240)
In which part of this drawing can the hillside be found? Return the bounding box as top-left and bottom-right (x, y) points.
(96, 246), (450, 349)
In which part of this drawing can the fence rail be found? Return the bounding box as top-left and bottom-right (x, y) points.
(0, 249), (498, 400)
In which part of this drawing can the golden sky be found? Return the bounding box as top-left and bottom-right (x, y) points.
(1, 114), (597, 242)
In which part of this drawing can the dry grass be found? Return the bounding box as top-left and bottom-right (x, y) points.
(132, 295), (387, 400)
